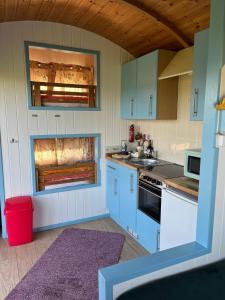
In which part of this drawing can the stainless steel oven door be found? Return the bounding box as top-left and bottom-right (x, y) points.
(138, 179), (161, 223)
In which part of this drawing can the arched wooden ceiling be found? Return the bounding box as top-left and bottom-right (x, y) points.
(0, 0), (210, 57)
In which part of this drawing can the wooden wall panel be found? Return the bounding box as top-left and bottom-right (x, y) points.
(0, 21), (131, 228)
(0, 0), (210, 57)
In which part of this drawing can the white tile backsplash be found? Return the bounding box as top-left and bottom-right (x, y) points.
(136, 75), (203, 165)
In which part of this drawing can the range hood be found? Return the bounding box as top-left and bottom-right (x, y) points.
(158, 47), (193, 80)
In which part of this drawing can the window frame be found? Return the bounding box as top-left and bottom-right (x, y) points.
(30, 133), (101, 196)
(24, 41), (101, 111)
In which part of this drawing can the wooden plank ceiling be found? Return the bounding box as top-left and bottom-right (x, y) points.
(0, 0), (210, 57)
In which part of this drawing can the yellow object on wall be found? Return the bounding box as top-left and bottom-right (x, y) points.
(216, 98), (225, 110)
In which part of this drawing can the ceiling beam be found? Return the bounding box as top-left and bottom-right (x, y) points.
(121, 0), (191, 49)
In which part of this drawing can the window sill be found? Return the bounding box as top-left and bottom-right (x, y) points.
(32, 182), (101, 196)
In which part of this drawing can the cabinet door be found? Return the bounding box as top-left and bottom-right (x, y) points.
(190, 29), (209, 121)
(106, 162), (120, 223)
(136, 210), (160, 253)
(160, 189), (197, 251)
(121, 60), (137, 119)
(119, 166), (137, 234)
(136, 51), (158, 120)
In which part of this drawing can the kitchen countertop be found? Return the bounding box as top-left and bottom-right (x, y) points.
(106, 153), (198, 198)
(165, 176), (199, 198)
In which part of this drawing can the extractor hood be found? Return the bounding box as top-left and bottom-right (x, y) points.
(158, 47), (193, 80)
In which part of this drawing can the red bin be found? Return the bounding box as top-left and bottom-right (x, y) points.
(4, 196), (33, 246)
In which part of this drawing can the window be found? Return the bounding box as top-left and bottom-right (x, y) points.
(25, 42), (100, 110)
(30, 134), (101, 195)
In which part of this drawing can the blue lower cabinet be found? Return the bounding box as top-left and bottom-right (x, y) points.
(119, 166), (138, 234)
(136, 209), (160, 253)
(106, 162), (120, 223)
(107, 160), (161, 253)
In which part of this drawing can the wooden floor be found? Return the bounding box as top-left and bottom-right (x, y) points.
(0, 218), (148, 299)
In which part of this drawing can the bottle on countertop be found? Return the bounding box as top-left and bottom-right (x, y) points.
(121, 140), (127, 153)
(146, 140), (154, 158)
(143, 134), (154, 158)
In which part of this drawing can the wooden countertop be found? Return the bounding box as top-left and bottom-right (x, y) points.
(106, 154), (199, 198)
(165, 176), (199, 198)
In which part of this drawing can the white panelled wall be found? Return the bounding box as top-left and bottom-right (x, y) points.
(136, 75), (203, 165)
(0, 21), (132, 229)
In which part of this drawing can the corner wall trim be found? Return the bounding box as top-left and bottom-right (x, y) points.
(99, 242), (209, 300)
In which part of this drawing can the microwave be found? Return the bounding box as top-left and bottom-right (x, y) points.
(184, 149), (201, 180)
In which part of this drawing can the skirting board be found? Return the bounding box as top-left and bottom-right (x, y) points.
(33, 213), (110, 233)
(2, 213), (109, 239)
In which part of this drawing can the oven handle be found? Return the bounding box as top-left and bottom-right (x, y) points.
(139, 185), (161, 198)
(139, 179), (161, 193)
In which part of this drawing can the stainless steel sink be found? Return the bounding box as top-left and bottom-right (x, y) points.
(126, 158), (158, 166)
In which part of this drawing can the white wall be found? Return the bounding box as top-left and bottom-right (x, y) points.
(136, 75), (203, 165)
(114, 137), (225, 299)
(0, 21), (132, 229)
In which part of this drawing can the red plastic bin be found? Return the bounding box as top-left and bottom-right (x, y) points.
(4, 196), (33, 246)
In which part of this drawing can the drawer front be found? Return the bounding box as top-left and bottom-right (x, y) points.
(106, 160), (120, 173)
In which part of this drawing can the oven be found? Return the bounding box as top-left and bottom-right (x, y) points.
(138, 178), (162, 224)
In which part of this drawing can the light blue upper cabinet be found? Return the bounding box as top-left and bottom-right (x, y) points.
(119, 165), (138, 234)
(121, 50), (178, 120)
(190, 29), (209, 121)
(121, 60), (137, 119)
(136, 51), (158, 119)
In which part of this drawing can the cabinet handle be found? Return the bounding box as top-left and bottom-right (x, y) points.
(130, 98), (134, 116)
(130, 174), (134, 192)
(114, 178), (118, 195)
(148, 95), (153, 116)
(133, 232), (139, 240)
(157, 229), (160, 251)
(108, 165), (116, 171)
(193, 88), (199, 116)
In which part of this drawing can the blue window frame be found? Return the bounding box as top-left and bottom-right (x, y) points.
(30, 133), (101, 196)
(24, 41), (100, 111)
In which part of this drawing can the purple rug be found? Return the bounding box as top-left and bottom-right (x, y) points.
(6, 228), (125, 300)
